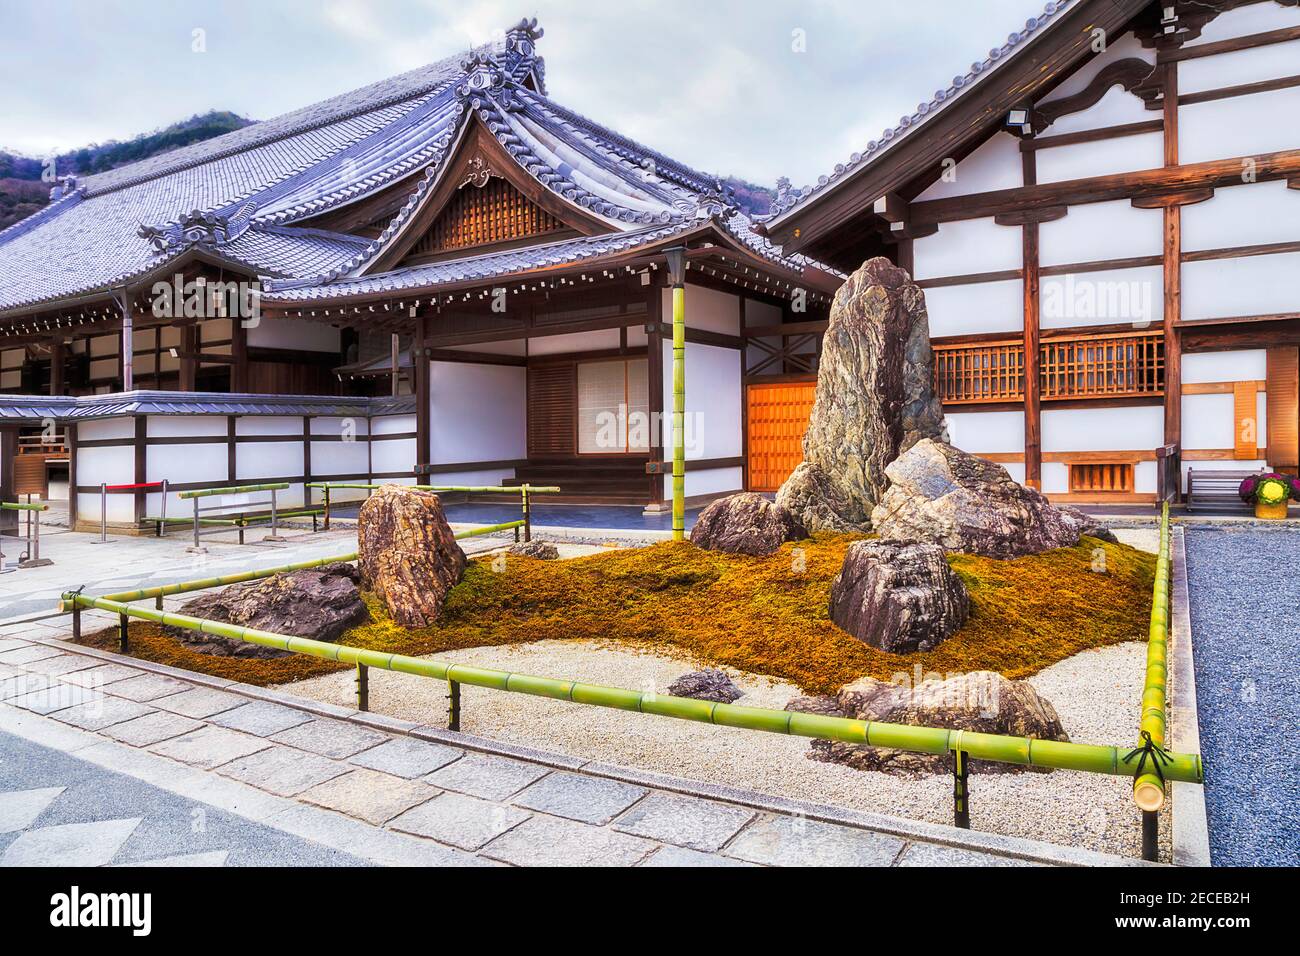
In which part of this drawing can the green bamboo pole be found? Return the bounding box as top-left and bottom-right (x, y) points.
(62, 591), (1203, 784)
(0, 501), (49, 512)
(671, 283), (686, 541)
(453, 520), (525, 540)
(1134, 502), (1174, 812)
(90, 551), (360, 605)
(305, 483), (560, 494)
(180, 482), (290, 499)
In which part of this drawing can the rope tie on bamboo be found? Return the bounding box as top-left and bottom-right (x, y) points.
(1124, 731), (1174, 786)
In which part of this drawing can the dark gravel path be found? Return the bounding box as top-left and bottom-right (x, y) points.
(1184, 527), (1300, 866)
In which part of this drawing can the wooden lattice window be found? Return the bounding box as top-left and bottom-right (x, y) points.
(1069, 462), (1134, 494)
(416, 178), (567, 257)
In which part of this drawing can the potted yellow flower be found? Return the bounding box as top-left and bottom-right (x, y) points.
(1238, 472), (1300, 520)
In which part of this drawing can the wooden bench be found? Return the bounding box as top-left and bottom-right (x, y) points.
(1185, 468), (1263, 514)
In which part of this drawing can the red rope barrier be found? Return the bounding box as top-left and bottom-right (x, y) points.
(102, 481), (165, 492)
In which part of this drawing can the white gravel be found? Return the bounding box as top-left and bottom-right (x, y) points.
(287, 636), (1164, 859)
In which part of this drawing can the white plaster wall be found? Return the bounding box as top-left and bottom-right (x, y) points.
(429, 361), (526, 465)
(1035, 131), (1164, 184)
(924, 280), (1023, 337)
(659, 341), (742, 463)
(1039, 200), (1162, 266)
(310, 439), (369, 479)
(1183, 252), (1300, 321)
(78, 418), (135, 441)
(916, 132), (1023, 201)
(1035, 34), (1155, 135)
(236, 416), (303, 437)
(1180, 37), (1300, 95)
(1182, 393), (1236, 450)
(247, 316), (340, 352)
(745, 300), (783, 327)
(148, 415), (226, 438)
(75, 443), (135, 523)
(371, 413), (416, 436)
(445, 339), (528, 357)
(371, 437), (417, 476)
(424, 469), (516, 488)
(945, 410), (1025, 454)
(1041, 462), (1069, 494)
(1041, 405), (1163, 452)
(1180, 87), (1300, 165)
(668, 284), (741, 335)
(684, 466), (744, 500)
(528, 329), (621, 356)
(310, 416), (370, 439)
(1041, 265), (1163, 330)
(1182, 349), (1268, 384)
(913, 217), (1021, 279)
(1185, 3), (1298, 46)
(1182, 180), (1300, 251)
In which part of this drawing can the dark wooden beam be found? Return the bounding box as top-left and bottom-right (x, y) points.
(1021, 148), (1042, 490)
(1162, 61), (1183, 454)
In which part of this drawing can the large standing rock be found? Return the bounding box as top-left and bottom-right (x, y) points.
(775, 257), (946, 532)
(667, 669), (744, 703)
(871, 439), (1116, 558)
(165, 563), (369, 658)
(787, 671), (1069, 775)
(690, 492), (806, 556)
(358, 485), (467, 627)
(829, 540), (969, 653)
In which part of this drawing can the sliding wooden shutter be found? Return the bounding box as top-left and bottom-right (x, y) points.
(1233, 381), (1259, 460)
(1267, 346), (1299, 470)
(746, 381), (816, 492)
(527, 364), (576, 457)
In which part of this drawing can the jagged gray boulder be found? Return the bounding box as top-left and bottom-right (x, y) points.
(787, 671), (1069, 776)
(167, 563), (370, 658)
(509, 540), (560, 560)
(667, 669), (743, 703)
(690, 492), (806, 556)
(829, 540), (969, 653)
(775, 257), (946, 533)
(871, 439), (1116, 557)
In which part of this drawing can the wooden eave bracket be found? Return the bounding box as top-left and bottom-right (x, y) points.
(1131, 187), (1215, 209)
(994, 205), (1069, 226)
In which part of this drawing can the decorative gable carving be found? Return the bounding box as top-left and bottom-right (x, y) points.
(412, 176), (568, 259)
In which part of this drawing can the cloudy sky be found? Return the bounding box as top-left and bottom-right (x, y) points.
(0, 0), (1051, 188)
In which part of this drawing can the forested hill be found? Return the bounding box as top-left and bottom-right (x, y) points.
(0, 111), (254, 230)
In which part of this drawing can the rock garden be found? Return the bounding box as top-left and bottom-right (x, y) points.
(76, 257), (1164, 856)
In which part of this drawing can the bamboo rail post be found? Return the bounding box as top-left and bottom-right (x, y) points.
(447, 679), (461, 731)
(356, 663), (369, 712)
(1132, 502), (1172, 862)
(953, 748), (971, 829)
(71, 603), (81, 641)
(323, 485), (331, 532)
(522, 485), (531, 542)
(118, 612), (129, 653)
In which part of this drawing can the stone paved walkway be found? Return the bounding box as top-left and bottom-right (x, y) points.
(0, 615), (1134, 867)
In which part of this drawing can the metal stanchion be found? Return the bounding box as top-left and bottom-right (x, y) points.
(93, 482), (108, 543)
(264, 488), (285, 543)
(187, 496), (204, 553)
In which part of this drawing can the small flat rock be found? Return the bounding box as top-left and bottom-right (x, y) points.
(612, 792), (755, 852)
(270, 719), (390, 759)
(480, 814), (656, 867)
(424, 753), (551, 802)
(512, 772), (648, 825)
(148, 726), (270, 770)
(348, 737), (463, 779)
(1, 817), (141, 867)
(299, 769), (438, 826)
(208, 701), (313, 737)
(216, 746), (349, 796)
(724, 816), (905, 867)
(0, 787), (64, 834)
(102, 711), (204, 747)
(389, 792), (530, 851)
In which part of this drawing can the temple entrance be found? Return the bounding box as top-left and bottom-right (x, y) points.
(745, 380), (815, 492)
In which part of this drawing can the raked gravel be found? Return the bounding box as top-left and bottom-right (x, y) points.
(285, 528), (1168, 860)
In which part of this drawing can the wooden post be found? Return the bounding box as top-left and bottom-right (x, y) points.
(179, 324), (197, 391)
(119, 294), (134, 392)
(1021, 149), (1042, 490)
(231, 316), (248, 392)
(646, 285), (665, 509)
(391, 333), (401, 396)
(49, 340), (65, 396)
(133, 416), (147, 526)
(1161, 61), (1183, 458)
(414, 313), (430, 472)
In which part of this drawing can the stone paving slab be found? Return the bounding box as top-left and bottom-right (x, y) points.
(208, 700), (313, 736)
(150, 687), (246, 719)
(1, 816), (142, 867)
(481, 813), (656, 867)
(101, 711), (205, 747)
(105, 673), (193, 702)
(7, 682), (99, 715)
(270, 718), (389, 759)
(425, 752), (551, 801)
(299, 768), (439, 825)
(895, 842), (1040, 866)
(349, 736), (463, 779)
(48, 696), (157, 732)
(215, 745), (350, 797)
(148, 725), (271, 770)
(640, 845), (757, 867)
(56, 662), (142, 688)
(0, 786), (64, 833)
(0, 644), (64, 665)
(18, 653), (101, 677)
(725, 815), (906, 867)
(612, 791), (755, 852)
(389, 791), (531, 850)
(512, 770), (647, 825)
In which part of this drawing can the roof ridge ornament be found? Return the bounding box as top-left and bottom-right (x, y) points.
(502, 17), (546, 94)
(138, 201), (258, 255)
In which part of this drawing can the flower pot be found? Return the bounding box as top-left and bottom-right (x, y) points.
(1255, 499), (1289, 520)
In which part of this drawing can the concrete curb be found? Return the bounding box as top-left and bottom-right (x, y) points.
(1167, 526), (1212, 867)
(15, 622), (1153, 867)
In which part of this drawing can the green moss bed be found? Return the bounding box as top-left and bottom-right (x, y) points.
(77, 534), (1153, 695)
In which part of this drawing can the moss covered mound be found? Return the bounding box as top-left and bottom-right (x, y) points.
(79, 534), (1153, 695)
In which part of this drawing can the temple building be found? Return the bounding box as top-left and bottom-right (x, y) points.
(759, 0), (1300, 504)
(0, 19), (838, 530)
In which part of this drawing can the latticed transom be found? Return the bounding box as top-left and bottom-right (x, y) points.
(417, 178), (568, 256)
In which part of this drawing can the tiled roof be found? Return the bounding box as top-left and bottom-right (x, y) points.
(0, 390), (415, 421)
(763, 0), (1080, 225)
(0, 17), (804, 318)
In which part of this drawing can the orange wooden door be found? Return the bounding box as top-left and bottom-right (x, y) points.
(746, 382), (815, 492)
